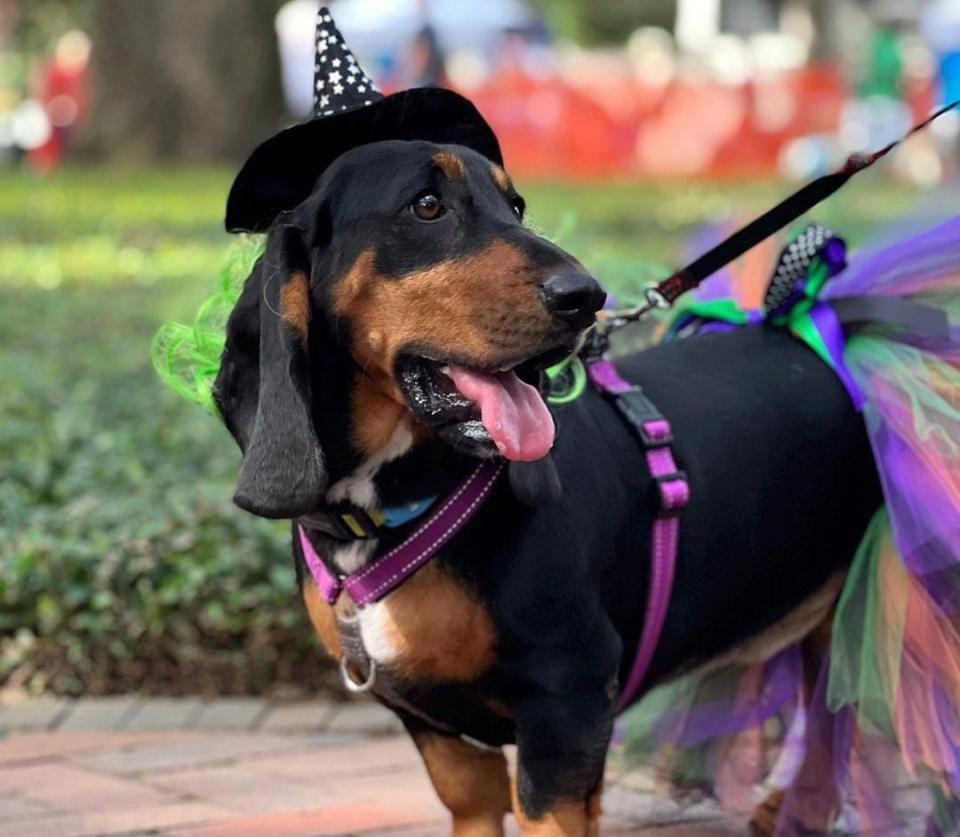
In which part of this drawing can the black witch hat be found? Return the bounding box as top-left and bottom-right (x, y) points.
(225, 7), (503, 233)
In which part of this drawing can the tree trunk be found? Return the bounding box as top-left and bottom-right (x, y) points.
(80, 0), (284, 163)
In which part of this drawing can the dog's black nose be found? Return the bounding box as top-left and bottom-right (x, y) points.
(539, 271), (606, 320)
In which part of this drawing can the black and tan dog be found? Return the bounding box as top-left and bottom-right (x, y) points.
(213, 138), (881, 835)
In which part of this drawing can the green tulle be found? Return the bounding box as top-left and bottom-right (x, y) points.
(827, 507), (902, 738)
(151, 236), (263, 413)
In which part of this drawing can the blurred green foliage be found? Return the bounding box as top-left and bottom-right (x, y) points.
(0, 168), (328, 695)
(530, 0), (677, 45)
(0, 166), (928, 695)
(14, 1), (94, 54)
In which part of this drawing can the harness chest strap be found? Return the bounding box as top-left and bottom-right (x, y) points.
(300, 361), (684, 713)
(586, 359), (689, 711)
(299, 461), (503, 748)
(298, 459), (503, 608)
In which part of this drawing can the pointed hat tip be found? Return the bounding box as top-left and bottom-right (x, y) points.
(312, 4), (382, 117)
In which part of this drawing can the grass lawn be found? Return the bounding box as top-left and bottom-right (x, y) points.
(0, 165), (937, 695)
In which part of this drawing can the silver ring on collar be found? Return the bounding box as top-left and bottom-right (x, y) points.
(340, 656), (377, 693)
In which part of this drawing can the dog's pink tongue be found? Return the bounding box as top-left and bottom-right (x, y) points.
(447, 365), (555, 461)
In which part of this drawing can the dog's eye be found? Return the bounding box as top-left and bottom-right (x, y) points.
(411, 193), (444, 221)
(511, 197), (525, 222)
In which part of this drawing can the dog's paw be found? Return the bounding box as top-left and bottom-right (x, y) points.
(749, 788), (784, 837)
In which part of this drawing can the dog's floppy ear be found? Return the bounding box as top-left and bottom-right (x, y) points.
(214, 222), (326, 519)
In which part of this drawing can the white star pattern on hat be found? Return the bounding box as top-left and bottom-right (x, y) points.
(311, 6), (382, 117)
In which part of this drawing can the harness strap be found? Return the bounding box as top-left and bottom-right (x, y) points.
(586, 359), (689, 711)
(300, 460), (503, 608)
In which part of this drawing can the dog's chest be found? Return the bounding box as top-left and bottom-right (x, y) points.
(303, 561), (496, 685)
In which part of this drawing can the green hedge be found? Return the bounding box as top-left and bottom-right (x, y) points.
(0, 167), (927, 695)
(0, 169), (334, 695)
(0, 280), (339, 695)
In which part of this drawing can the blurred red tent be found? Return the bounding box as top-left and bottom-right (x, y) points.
(273, 0), (936, 180)
(463, 64), (854, 180)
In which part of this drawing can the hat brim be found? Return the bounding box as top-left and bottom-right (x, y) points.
(225, 88), (503, 233)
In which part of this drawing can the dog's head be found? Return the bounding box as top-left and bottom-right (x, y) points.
(215, 140), (603, 518)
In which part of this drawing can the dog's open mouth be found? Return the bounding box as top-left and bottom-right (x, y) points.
(396, 349), (568, 461)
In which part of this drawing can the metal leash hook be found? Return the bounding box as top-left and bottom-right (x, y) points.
(611, 285), (673, 324)
(592, 284), (673, 346)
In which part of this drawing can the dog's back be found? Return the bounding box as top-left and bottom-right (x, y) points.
(463, 325), (882, 700)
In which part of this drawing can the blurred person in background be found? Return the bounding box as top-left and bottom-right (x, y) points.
(407, 0), (446, 87)
(843, 7), (911, 153)
(922, 0), (960, 106)
(921, 0), (960, 172)
(29, 29), (90, 171)
(837, 3), (948, 184)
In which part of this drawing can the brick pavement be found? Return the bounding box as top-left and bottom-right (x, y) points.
(0, 695), (745, 836)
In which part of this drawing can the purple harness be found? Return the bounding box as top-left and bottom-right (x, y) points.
(300, 460), (502, 607)
(585, 359), (689, 710)
(299, 358), (687, 712)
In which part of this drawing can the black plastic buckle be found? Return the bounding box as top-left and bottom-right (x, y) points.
(614, 388), (671, 448)
(653, 470), (689, 518)
(301, 506), (381, 541)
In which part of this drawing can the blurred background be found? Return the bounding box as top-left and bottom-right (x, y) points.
(3, 0), (960, 700)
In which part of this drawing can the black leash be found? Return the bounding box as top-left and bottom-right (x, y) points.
(603, 100), (960, 326)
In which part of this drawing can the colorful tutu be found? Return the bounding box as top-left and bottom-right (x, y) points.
(621, 217), (960, 834)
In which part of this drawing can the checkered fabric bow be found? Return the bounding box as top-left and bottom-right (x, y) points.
(764, 224), (836, 318)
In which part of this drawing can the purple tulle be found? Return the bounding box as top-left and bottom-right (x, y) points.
(624, 216), (960, 834)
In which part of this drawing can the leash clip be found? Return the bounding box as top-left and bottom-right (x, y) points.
(642, 284), (671, 311)
(624, 285), (672, 320)
(596, 284), (673, 332)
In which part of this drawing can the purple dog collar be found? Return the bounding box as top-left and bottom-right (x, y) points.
(586, 358), (689, 710)
(299, 460), (503, 608)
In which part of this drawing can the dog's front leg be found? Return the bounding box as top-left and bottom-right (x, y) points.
(511, 690), (615, 837)
(412, 729), (511, 837)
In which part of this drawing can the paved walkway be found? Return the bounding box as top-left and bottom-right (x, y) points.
(0, 696), (745, 836)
